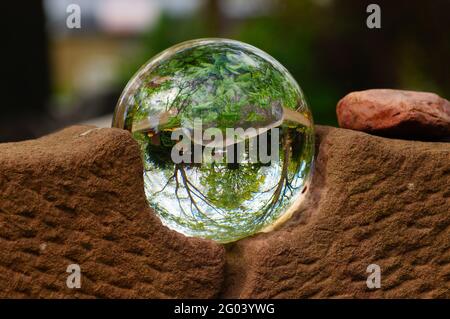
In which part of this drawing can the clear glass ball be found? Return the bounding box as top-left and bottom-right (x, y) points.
(113, 38), (314, 243)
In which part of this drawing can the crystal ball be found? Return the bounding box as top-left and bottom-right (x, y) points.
(112, 38), (314, 243)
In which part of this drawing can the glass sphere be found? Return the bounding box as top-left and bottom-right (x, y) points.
(113, 38), (314, 243)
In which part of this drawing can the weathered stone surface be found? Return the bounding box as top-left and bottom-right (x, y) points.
(221, 126), (450, 298)
(0, 126), (225, 298)
(1, 125), (449, 299)
(337, 89), (450, 138)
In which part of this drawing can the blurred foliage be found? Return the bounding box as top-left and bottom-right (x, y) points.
(118, 0), (450, 126)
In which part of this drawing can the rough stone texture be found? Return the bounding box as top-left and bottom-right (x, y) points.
(1, 125), (449, 299)
(337, 89), (450, 139)
(221, 126), (450, 298)
(0, 126), (225, 298)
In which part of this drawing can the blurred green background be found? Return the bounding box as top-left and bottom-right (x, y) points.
(1, 0), (449, 141)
